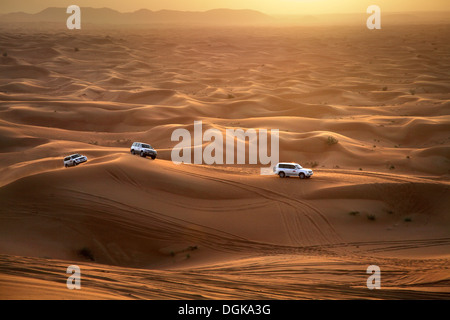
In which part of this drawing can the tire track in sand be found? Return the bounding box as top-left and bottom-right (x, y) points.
(167, 166), (344, 247)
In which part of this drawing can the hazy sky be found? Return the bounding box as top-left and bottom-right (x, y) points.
(0, 0), (448, 15)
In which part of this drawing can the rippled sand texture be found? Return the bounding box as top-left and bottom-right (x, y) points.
(0, 24), (449, 299)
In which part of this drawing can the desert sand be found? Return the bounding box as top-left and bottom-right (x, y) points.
(0, 21), (449, 299)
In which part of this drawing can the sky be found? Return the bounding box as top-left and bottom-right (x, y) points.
(0, 0), (448, 15)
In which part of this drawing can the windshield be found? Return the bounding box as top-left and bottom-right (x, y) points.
(142, 144), (152, 149)
(72, 154), (82, 158)
(296, 165), (302, 169)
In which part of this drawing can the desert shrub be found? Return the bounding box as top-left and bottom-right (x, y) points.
(382, 86), (388, 91)
(327, 136), (338, 145)
(404, 217), (412, 222)
(349, 211), (360, 216)
(307, 161), (319, 168)
(78, 247), (94, 261)
(367, 214), (376, 221)
(116, 138), (132, 145)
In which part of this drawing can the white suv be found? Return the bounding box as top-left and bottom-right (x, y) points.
(130, 142), (157, 159)
(273, 162), (313, 179)
(63, 153), (87, 167)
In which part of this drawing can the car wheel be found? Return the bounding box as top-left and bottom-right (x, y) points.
(279, 172), (285, 178)
(151, 156), (156, 160)
(299, 173), (305, 179)
(75, 162), (78, 166)
(131, 149), (135, 155)
(140, 151), (145, 157)
(65, 164), (68, 168)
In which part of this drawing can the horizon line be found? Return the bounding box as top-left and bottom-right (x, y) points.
(1, 6), (450, 16)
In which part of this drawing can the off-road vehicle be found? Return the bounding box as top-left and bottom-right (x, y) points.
(63, 154), (88, 167)
(130, 142), (157, 159)
(273, 162), (313, 179)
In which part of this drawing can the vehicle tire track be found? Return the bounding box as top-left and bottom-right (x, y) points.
(168, 166), (344, 246)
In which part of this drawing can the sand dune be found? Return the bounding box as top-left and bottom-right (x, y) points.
(0, 22), (449, 299)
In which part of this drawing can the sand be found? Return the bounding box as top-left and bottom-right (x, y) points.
(0, 22), (449, 299)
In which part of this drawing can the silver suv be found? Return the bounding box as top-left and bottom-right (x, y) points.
(63, 153), (87, 167)
(130, 142), (157, 159)
(273, 162), (313, 179)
